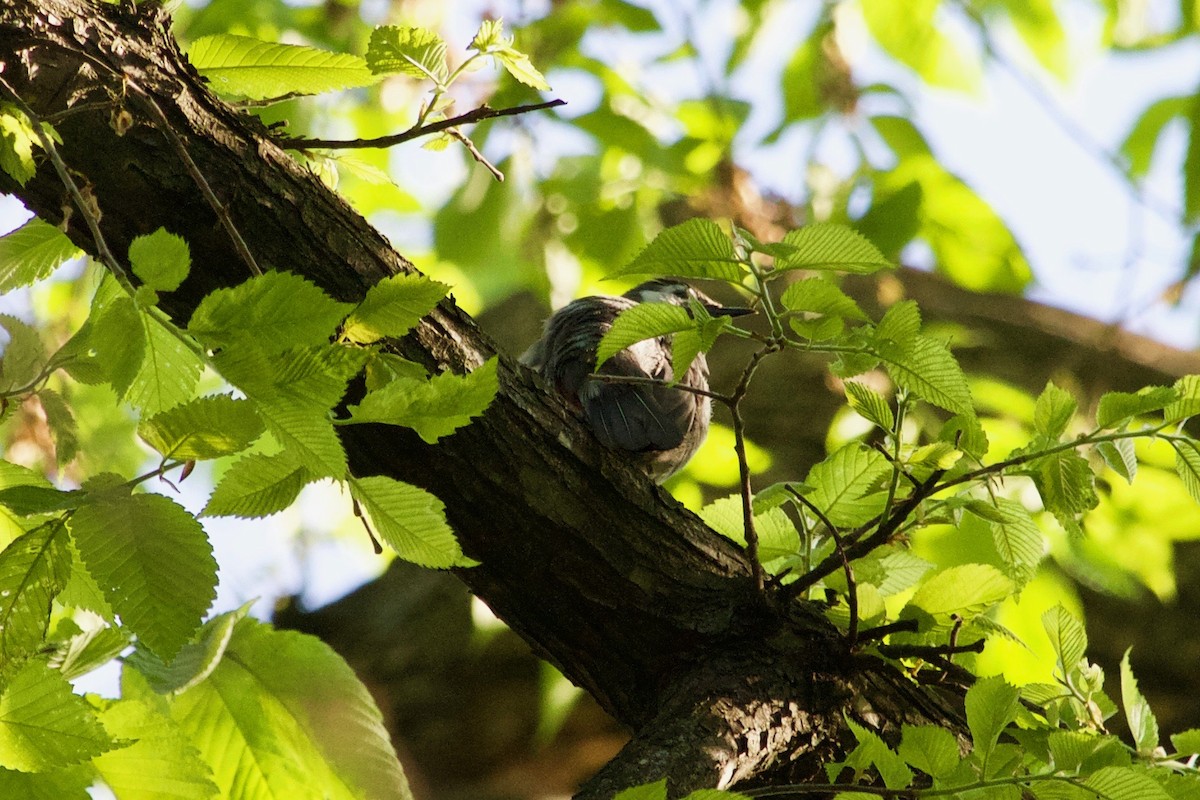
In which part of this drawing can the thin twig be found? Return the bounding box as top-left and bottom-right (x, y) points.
(788, 488), (857, 646)
(876, 639), (986, 659)
(586, 373), (731, 403)
(856, 618), (919, 642)
(126, 81), (262, 276)
(279, 99), (566, 150)
(448, 128), (504, 181)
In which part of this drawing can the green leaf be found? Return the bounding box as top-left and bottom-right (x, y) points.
(1083, 766), (1172, 800)
(972, 498), (1044, 588)
(1171, 729), (1200, 755)
(255, 398), (347, 478)
(852, 547), (933, 597)
(804, 444), (890, 528)
(699, 495), (799, 563)
(187, 34), (376, 100)
(129, 229), (190, 293)
(775, 224), (891, 274)
(0, 104), (38, 186)
(1096, 438), (1137, 484)
(1042, 603), (1087, 674)
(881, 335), (973, 418)
(1164, 374), (1200, 423)
(168, 617), (413, 800)
(69, 493), (217, 660)
(614, 780), (667, 800)
(125, 308), (203, 416)
(1047, 730), (1109, 772)
(1095, 387), (1175, 429)
(874, 300), (921, 348)
(608, 219), (744, 282)
(0, 660), (114, 771)
(93, 691), (219, 800)
(366, 25), (448, 82)
(138, 395), (265, 461)
(349, 476), (465, 568)
(595, 302), (693, 368)
(202, 451), (310, 519)
(47, 620), (130, 681)
(493, 46), (551, 91)
(34, 390), (78, 468)
(1122, 96), (1189, 179)
(89, 297), (145, 399)
(0, 485), (85, 516)
(341, 273), (448, 345)
(347, 357), (498, 444)
(0, 522), (71, 663)
(897, 723), (959, 780)
(0, 315), (46, 395)
(0, 765), (92, 799)
(965, 675), (1020, 774)
(861, 0), (980, 91)
(1004, 0), (1069, 78)
(1120, 649), (1159, 756)
(843, 381), (894, 432)
(902, 563), (1013, 631)
(1030, 450), (1099, 535)
(780, 277), (869, 321)
(188, 271), (353, 354)
(0, 217), (81, 292)
(125, 606), (248, 695)
(841, 717), (914, 790)
(1034, 382), (1076, 439)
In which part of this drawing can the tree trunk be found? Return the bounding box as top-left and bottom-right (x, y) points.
(0, 0), (1013, 794)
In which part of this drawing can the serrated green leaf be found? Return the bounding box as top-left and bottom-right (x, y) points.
(1164, 375), (1200, 423)
(349, 476), (465, 568)
(608, 219), (744, 282)
(1047, 730), (1108, 772)
(1171, 729), (1200, 755)
(775, 224), (891, 274)
(129, 229), (190, 293)
(47, 620), (130, 681)
(125, 606), (248, 695)
(188, 271), (353, 354)
(699, 495), (799, 563)
(0, 104), (38, 186)
(69, 493), (217, 660)
(973, 498), (1044, 587)
(841, 717), (914, 790)
(138, 395), (264, 461)
(853, 547), (933, 597)
(366, 25), (448, 81)
(614, 780), (667, 800)
(34, 390), (77, 468)
(1034, 382), (1076, 439)
(0, 765), (92, 799)
(1172, 439), (1200, 503)
(126, 309), (203, 416)
(965, 675), (1020, 773)
(1042, 603), (1087, 675)
(1120, 649), (1159, 756)
(1096, 387), (1175, 429)
(905, 442), (961, 471)
(341, 273), (448, 345)
(0, 315), (45, 395)
(494, 47), (550, 90)
(202, 451), (310, 519)
(897, 723), (959, 780)
(881, 335), (973, 417)
(1096, 438), (1137, 484)
(89, 297), (145, 399)
(219, 343), (367, 411)
(1084, 766), (1171, 800)
(188, 34), (376, 100)
(843, 381), (894, 432)
(0, 522), (71, 663)
(780, 277), (868, 321)
(365, 353), (429, 390)
(0, 217), (81, 292)
(256, 397), (347, 478)
(93, 692), (218, 800)
(595, 302), (693, 368)
(875, 300), (921, 347)
(0, 485), (84, 516)
(0, 660), (113, 771)
(902, 563), (1012, 631)
(1030, 450), (1098, 534)
(805, 444), (890, 528)
(347, 357), (498, 444)
(168, 617), (413, 800)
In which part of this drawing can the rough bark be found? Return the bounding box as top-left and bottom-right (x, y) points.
(0, 0), (970, 795)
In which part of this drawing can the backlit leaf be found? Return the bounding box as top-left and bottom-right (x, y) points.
(0, 521), (71, 662)
(366, 26), (448, 82)
(139, 395), (264, 460)
(1120, 649), (1159, 756)
(608, 219), (744, 282)
(1034, 382), (1076, 440)
(188, 34), (375, 100)
(0, 660), (113, 771)
(775, 224), (891, 274)
(347, 358), (498, 444)
(349, 476), (465, 568)
(202, 452), (310, 519)
(129, 229), (190, 293)
(341, 273), (448, 345)
(0, 217), (81, 292)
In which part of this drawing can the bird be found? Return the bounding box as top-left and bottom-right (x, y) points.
(522, 279), (752, 482)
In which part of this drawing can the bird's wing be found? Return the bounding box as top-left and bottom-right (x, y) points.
(579, 338), (698, 452)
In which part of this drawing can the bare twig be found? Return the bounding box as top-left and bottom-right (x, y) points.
(876, 638), (985, 659)
(448, 129), (504, 181)
(279, 99), (566, 150)
(788, 488), (858, 646)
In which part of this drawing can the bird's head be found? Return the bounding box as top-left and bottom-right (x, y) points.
(622, 279), (754, 318)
